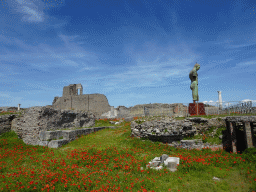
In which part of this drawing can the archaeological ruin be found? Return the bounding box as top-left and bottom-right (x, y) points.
(225, 116), (256, 154)
(52, 84), (111, 119)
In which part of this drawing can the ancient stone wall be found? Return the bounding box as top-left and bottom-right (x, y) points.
(130, 116), (256, 153)
(173, 103), (188, 117)
(225, 116), (256, 153)
(117, 103), (188, 118)
(10, 106), (96, 146)
(130, 117), (227, 144)
(116, 106), (132, 118)
(0, 114), (19, 135)
(205, 106), (220, 115)
(52, 84), (111, 118)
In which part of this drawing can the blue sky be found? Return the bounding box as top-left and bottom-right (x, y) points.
(1, 0), (256, 110)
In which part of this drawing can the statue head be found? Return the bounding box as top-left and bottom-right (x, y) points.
(194, 63), (200, 71)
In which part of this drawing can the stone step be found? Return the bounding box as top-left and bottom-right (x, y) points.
(180, 139), (203, 145)
(38, 126), (122, 148)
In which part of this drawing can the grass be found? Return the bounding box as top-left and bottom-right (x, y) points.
(58, 119), (126, 131)
(0, 110), (25, 118)
(0, 114), (256, 192)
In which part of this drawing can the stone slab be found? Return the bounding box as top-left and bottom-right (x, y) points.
(38, 126), (122, 148)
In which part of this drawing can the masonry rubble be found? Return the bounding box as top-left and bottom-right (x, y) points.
(3, 110), (226, 150)
(107, 116), (226, 150)
(11, 106), (96, 146)
(139, 154), (222, 182)
(129, 116), (226, 145)
(140, 154), (180, 172)
(0, 114), (19, 135)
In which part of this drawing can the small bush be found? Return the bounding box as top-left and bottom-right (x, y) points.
(0, 131), (18, 139)
(135, 120), (145, 124)
(242, 148), (256, 163)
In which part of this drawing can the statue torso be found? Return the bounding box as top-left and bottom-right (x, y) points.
(189, 68), (198, 84)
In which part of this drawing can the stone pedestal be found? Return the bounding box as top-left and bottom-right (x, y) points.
(189, 103), (206, 116)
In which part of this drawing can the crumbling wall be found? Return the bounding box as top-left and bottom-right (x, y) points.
(52, 94), (111, 119)
(52, 84), (111, 119)
(130, 117), (227, 144)
(0, 114), (19, 135)
(225, 116), (256, 153)
(11, 106), (96, 146)
(116, 106), (131, 118)
(125, 103), (187, 117)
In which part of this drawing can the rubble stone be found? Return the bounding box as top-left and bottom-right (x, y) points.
(10, 106), (96, 146)
(0, 114), (19, 135)
(130, 117), (226, 144)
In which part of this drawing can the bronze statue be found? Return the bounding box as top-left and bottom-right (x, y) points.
(189, 63), (200, 104)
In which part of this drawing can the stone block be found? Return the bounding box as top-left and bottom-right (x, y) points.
(36, 126), (122, 148)
(142, 154), (180, 172)
(93, 127), (107, 132)
(181, 140), (195, 145)
(39, 130), (63, 141)
(124, 116), (134, 122)
(48, 139), (70, 148)
(38, 140), (49, 147)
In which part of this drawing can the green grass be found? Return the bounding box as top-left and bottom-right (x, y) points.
(0, 110), (25, 118)
(0, 114), (256, 192)
(41, 112), (255, 146)
(58, 119), (126, 131)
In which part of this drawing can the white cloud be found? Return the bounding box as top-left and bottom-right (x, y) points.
(16, 0), (32, 5)
(21, 6), (43, 22)
(63, 60), (79, 67)
(225, 43), (256, 49)
(242, 99), (256, 104)
(235, 60), (256, 68)
(0, 93), (10, 98)
(10, 0), (45, 23)
(78, 66), (98, 72)
(72, 52), (86, 58)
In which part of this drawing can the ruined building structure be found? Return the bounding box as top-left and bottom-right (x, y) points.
(52, 84), (111, 118)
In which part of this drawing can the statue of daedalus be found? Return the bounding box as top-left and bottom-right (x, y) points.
(189, 63), (200, 103)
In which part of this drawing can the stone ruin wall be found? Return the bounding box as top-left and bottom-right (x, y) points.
(9, 106), (96, 146)
(224, 116), (256, 153)
(115, 106), (132, 119)
(130, 116), (256, 153)
(1, 107), (256, 153)
(52, 84), (111, 119)
(53, 94), (111, 119)
(0, 114), (19, 136)
(127, 103), (188, 117)
(130, 117), (227, 144)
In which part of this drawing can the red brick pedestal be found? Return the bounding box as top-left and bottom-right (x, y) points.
(189, 103), (206, 116)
